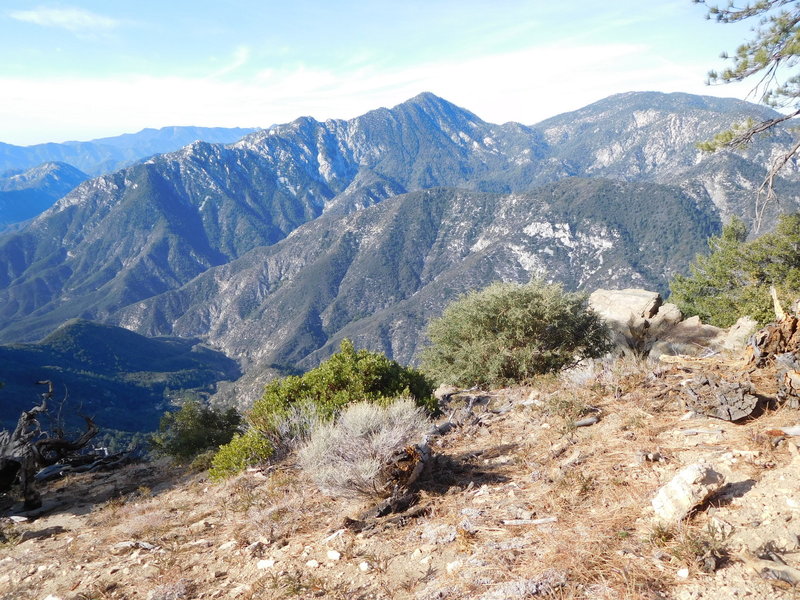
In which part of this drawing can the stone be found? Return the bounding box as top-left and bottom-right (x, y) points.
(648, 303), (683, 338)
(305, 559), (320, 568)
(723, 316), (759, 351)
(219, 540), (237, 551)
(446, 560), (462, 574)
(421, 524), (457, 545)
(589, 289), (663, 355)
(111, 540), (158, 554)
(650, 316), (726, 358)
(189, 519), (211, 532)
(257, 559), (276, 570)
(652, 463), (725, 524)
(358, 561), (371, 573)
(326, 550), (341, 561)
(589, 288), (662, 324)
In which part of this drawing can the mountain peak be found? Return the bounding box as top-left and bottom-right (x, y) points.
(397, 92), (480, 116)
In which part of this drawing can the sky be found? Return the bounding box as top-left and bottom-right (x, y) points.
(0, 0), (766, 146)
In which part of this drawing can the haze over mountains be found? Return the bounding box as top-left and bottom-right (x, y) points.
(0, 126), (258, 176)
(1, 91), (799, 420)
(0, 126), (258, 231)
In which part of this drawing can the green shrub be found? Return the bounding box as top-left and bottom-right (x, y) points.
(298, 398), (428, 498)
(208, 429), (274, 480)
(211, 340), (435, 478)
(420, 279), (612, 387)
(249, 339), (434, 433)
(669, 214), (800, 327)
(150, 399), (241, 462)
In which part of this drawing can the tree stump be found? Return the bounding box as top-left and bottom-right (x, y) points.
(683, 374), (760, 421)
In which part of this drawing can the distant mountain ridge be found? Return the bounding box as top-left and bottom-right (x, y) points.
(1, 91), (799, 414)
(0, 126), (258, 176)
(0, 162), (89, 230)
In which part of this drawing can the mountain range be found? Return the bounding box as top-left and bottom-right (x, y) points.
(1, 91), (798, 419)
(0, 127), (259, 231)
(0, 126), (258, 176)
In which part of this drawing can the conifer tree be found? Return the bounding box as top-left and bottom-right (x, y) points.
(695, 1), (800, 230)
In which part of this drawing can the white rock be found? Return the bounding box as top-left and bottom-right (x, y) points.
(326, 550), (341, 561)
(43, 596), (63, 600)
(676, 567), (689, 579)
(10, 516), (28, 523)
(358, 561), (371, 573)
(219, 540), (237, 551)
(651, 463), (725, 524)
(446, 560), (462, 574)
(257, 559), (276, 569)
(306, 559), (320, 569)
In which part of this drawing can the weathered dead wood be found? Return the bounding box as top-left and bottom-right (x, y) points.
(682, 374), (760, 421)
(771, 286), (787, 322)
(0, 381), (99, 509)
(748, 315), (800, 368)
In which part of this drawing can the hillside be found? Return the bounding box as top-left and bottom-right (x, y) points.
(0, 320), (240, 433)
(2, 351), (798, 599)
(107, 181), (719, 409)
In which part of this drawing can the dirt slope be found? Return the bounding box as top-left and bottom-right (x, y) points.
(2, 355), (799, 600)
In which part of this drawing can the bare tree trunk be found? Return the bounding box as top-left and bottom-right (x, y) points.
(0, 381), (98, 510)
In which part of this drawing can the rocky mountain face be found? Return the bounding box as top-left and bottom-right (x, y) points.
(114, 182), (719, 368)
(535, 91), (800, 222)
(0, 126), (258, 177)
(0, 162), (88, 230)
(0, 91), (798, 412)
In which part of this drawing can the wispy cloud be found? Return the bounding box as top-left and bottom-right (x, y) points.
(209, 46), (251, 78)
(9, 6), (120, 34)
(0, 40), (757, 145)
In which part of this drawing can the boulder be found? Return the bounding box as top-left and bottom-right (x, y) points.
(589, 289), (662, 356)
(651, 463), (725, 524)
(590, 288), (760, 359)
(589, 288), (662, 326)
(649, 316), (725, 358)
(723, 316), (759, 351)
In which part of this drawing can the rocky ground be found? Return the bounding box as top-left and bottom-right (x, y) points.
(2, 353), (799, 600)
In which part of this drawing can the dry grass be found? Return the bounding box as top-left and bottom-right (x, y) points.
(4, 353), (800, 600)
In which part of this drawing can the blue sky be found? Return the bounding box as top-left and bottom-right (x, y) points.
(0, 1), (761, 145)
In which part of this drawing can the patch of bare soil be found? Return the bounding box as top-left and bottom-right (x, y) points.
(2, 354), (799, 600)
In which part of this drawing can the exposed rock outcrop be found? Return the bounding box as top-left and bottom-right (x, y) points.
(589, 288), (758, 359)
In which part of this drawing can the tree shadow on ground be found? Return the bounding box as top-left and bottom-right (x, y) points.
(343, 443), (514, 534)
(2, 460), (189, 520)
(418, 443), (515, 495)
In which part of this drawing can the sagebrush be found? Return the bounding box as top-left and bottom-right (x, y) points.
(212, 340), (435, 477)
(298, 398), (429, 498)
(421, 279), (611, 387)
